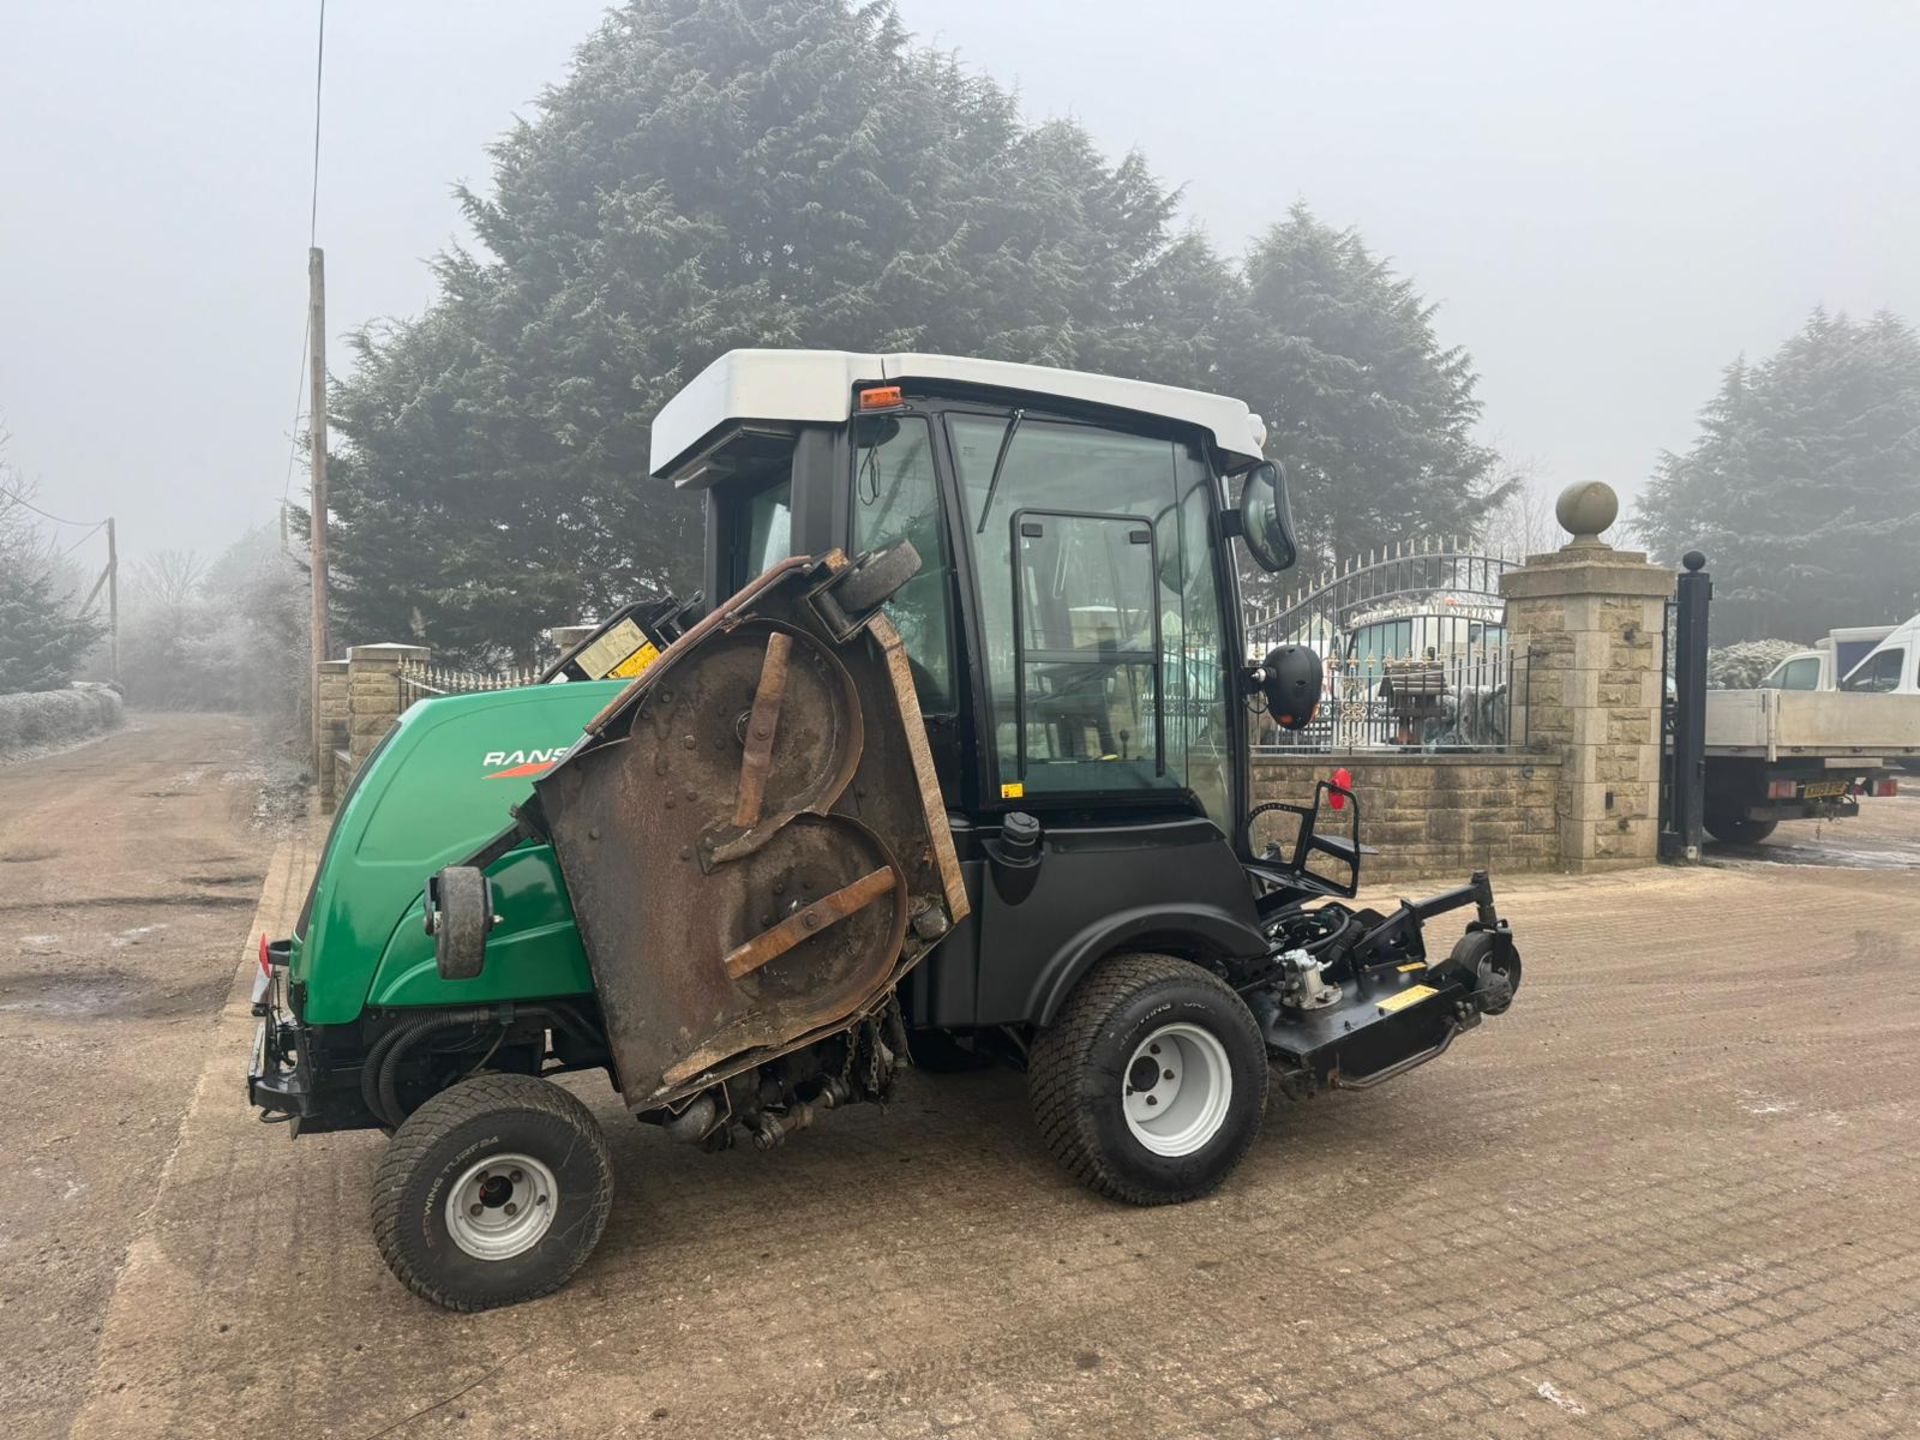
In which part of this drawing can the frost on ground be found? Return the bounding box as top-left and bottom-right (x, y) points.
(224, 721), (311, 832)
(1533, 1379), (1587, 1415)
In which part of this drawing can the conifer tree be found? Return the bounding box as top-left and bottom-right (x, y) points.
(327, 0), (1504, 657)
(1637, 309), (1920, 640)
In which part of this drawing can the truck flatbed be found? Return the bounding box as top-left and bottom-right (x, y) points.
(1705, 689), (1920, 760)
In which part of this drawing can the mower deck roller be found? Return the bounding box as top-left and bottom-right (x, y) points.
(523, 546), (968, 1111)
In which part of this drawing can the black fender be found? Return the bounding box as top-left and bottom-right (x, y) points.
(1025, 904), (1268, 1029)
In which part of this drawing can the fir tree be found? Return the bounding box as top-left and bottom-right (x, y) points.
(1637, 309), (1920, 641)
(0, 543), (104, 694)
(326, 0), (1501, 657)
(1230, 205), (1510, 564)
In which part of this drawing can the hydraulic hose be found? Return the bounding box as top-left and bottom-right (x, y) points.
(362, 1007), (493, 1129)
(361, 1002), (607, 1128)
(1303, 905), (1355, 955)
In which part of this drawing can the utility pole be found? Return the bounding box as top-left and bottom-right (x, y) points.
(105, 516), (119, 686)
(308, 246), (330, 774)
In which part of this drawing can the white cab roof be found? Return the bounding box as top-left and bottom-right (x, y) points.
(649, 348), (1269, 484)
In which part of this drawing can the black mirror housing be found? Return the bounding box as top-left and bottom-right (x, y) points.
(1239, 461), (1298, 573)
(1260, 644), (1323, 729)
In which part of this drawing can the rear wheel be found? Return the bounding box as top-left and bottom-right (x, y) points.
(1028, 952), (1266, 1206)
(372, 1073), (613, 1312)
(1704, 812), (1778, 845)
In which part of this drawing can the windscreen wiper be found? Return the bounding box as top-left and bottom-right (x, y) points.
(972, 408), (1025, 535)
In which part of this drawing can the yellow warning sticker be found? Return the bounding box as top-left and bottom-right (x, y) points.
(1377, 984), (1437, 1014)
(573, 618), (649, 679)
(1397, 961), (1426, 973)
(1000, 782), (1025, 799)
(609, 641), (661, 679)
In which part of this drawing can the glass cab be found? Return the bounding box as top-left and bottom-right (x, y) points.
(701, 392), (1246, 838)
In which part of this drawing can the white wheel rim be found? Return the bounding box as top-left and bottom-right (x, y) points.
(445, 1152), (558, 1261)
(1122, 1022), (1233, 1157)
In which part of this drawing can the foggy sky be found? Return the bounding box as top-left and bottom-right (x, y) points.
(2, 0), (1916, 564)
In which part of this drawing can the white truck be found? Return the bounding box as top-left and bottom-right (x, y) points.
(1702, 686), (1916, 843)
(1833, 617), (1920, 696)
(1758, 617), (1915, 693)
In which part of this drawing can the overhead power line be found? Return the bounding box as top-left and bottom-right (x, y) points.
(60, 519), (108, 554)
(0, 482), (104, 530)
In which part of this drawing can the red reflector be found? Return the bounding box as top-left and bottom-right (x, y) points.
(1874, 778), (1899, 797)
(1329, 766), (1353, 810)
(1767, 779), (1797, 799)
(258, 934), (272, 975)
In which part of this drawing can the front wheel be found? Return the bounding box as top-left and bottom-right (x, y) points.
(1704, 812), (1778, 845)
(1028, 952), (1267, 1206)
(372, 1073), (613, 1311)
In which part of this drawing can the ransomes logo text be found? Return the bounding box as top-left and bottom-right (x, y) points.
(482, 746), (571, 779)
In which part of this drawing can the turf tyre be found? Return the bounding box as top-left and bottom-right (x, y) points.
(1028, 952), (1266, 1206)
(372, 1073), (612, 1312)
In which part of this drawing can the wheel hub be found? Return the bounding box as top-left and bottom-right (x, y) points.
(1121, 1023), (1232, 1158)
(445, 1152), (558, 1261)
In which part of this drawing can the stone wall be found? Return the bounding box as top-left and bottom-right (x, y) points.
(345, 644), (427, 769)
(1251, 753), (1563, 885)
(319, 643), (429, 811)
(315, 659), (349, 806)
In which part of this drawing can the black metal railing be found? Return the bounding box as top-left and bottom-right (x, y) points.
(1252, 642), (1527, 754)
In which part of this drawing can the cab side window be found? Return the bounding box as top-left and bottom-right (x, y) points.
(1842, 648), (1905, 693)
(1775, 656), (1820, 691)
(851, 414), (958, 714)
(722, 472), (793, 595)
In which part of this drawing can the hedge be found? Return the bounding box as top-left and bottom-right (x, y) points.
(0, 684), (125, 756)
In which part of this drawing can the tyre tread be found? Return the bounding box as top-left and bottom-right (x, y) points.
(371, 1073), (612, 1312)
(1027, 952), (1263, 1207)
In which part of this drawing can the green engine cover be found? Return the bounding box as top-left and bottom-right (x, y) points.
(291, 681), (626, 1025)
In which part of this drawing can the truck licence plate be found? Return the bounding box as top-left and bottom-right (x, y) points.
(1802, 780), (1850, 799)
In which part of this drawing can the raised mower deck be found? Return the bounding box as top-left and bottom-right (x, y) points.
(519, 549), (969, 1113)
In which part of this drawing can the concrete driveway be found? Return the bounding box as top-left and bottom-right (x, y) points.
(0, 714), (272, 1440)
(33, 765), (1920, 1439)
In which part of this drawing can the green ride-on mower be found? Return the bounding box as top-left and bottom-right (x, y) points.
(250, 350), (1523, 1310)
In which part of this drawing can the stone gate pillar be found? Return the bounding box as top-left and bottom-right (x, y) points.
(345, 643), (430, 771)
(1500, 483), (1673, 872)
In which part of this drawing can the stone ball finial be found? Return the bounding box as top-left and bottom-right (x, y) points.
(1681, 550), (1706, 572)
(1555, 481), (1619, 547)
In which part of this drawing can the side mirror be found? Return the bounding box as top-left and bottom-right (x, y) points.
(1239, 461), (1298, 573)
(1257, 644), (1323, 730)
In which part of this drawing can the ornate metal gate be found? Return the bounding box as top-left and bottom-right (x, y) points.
(1244, 538), (1526, 753)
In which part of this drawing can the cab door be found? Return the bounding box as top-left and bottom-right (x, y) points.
(944, 409), (1237, 832)
(904, 406), (1261, 1028)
